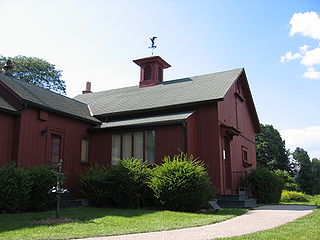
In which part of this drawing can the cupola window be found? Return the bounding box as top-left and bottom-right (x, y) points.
(144, 64), (152, 80)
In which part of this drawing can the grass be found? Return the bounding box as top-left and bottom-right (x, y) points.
(0, 207), (246, 240)
(219, 208), (320, 240)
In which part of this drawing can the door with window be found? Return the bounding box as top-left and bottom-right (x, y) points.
(49, 134), (62, 168)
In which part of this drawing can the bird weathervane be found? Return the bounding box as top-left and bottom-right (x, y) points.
(149, 37), (157, 55)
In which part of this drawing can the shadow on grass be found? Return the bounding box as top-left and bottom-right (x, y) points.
(0, 207), (246, 233)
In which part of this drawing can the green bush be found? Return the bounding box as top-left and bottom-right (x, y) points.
(274, 170), (300, 191)
(280, 190), (309, 202)
(106, 158), (154, 208)
(246, 167), (283, 204)
(149, 153), (212, 212)
(26, 165), (56, 211)
(0, 163), (57, 213)
(0, 163), (32, 213)
(80, 164), (112, 207)
(81, 159), (153, 208)
(314, 195), (320, 206)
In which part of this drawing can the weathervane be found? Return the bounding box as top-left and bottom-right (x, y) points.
(149, 37), (157, 55)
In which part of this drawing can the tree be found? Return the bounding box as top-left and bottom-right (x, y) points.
(292, 147), (313, 194)
(311, 158), (320, 194)
(256, 124), (291, 172)
(0, 55), (66, 95)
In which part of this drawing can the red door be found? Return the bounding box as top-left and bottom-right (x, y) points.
(49, 134), (62, 167)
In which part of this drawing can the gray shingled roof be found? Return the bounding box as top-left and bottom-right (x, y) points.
(0, 73), (99, 123)
(75, 68), (243, 116)
(0, 96), (17, 114)
(99, 112), (194, 129)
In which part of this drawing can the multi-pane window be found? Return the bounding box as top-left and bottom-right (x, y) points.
(80, 139), (89, 163)
(49, 134), (61, 167)
(111, 130), (155, 164)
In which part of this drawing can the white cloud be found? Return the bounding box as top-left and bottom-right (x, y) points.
(281, 126), (320, 159)
(290, 11), (320, 40)
(299, 44), (309, 53)
(280, 51), (301, 63)
(301, 47), (320, 66)
(303, 67), (320, 80)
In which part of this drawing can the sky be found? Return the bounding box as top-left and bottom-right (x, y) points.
(0, 0), (319, 158)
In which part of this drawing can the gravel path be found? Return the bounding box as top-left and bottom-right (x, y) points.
(74, 205), (316, 240)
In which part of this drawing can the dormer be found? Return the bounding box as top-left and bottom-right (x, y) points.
(133, 56), (171, 88)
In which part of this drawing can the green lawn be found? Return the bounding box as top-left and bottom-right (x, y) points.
(0, 207), (246, 240)
(220, 208), (320, 240)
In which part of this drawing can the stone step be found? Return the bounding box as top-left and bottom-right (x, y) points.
(217, 198), (257, 208)
(60, 192), (82, 208)
(219, 194), (249, 201)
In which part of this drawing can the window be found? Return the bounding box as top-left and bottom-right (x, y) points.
(81, 139), (89, 163)
(145, 130), (155, 163)
(242, 146), (252, 168)
(144, 64), (152, 80)
(158, 67), (163, 82)
(122, 132), (132, 159)
(111, 130), (156, 164)
(133, 131), (143, 159)
(49, 134), (61, 167)
(112, 134), (121, 165)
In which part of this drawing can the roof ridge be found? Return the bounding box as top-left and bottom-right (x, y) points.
(75, 68), (244, 97)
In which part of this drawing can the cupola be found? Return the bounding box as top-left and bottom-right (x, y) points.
(133, 56), (171, 88)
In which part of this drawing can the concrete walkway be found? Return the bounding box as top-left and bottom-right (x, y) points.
(74, 205), (317, 240)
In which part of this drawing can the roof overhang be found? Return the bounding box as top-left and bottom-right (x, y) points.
(89, 111), (194, 132)
(133, 56), (171, 69)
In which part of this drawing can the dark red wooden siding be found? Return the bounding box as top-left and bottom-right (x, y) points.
(187, 104), (222, 192)
(217, 76), (257, 193)
(0, 112), (16, 165)
(14, 107), (95, 191)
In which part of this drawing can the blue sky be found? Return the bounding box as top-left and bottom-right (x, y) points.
(0, 0), (319, 158)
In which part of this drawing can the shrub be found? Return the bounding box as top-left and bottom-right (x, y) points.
(80, 164), (111, 207)
(106, 158), (154, 208)
(274, 170), (300, 191)
(314, 195), (320, 206)
(280, 190), (309, 202)
(149, 153), (212, 212)
(0, 163), (32, 213)
(26, 165), (56, 211)
(246, 167), (283, 204)
(81, 159), (153, 208)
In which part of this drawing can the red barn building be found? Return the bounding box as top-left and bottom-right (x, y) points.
(0, 55), (260, 195)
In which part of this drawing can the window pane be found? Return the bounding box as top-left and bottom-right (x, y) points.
(81, 139), (89, 163)
(145, 130), (155, 164)
(133, 132), (143, 159)
(122, 132), (132, 159)
(112, 134), (121, 165)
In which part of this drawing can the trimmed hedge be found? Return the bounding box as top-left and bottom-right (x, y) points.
(80, 164), (111, 207)
(280, 190), (309, 202)
(27, 165), (56, 211)
(149, 153), (213, 211)
(81, 159), (154, 208)
(0, 163), (31, 213)
(0, 163), (56, 213)
(81, 154), (215, 211)
(246, 167), (284, 204)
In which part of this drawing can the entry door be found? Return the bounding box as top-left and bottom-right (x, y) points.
(223, 136), (232, 190)
(49, 134), (62, 168)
